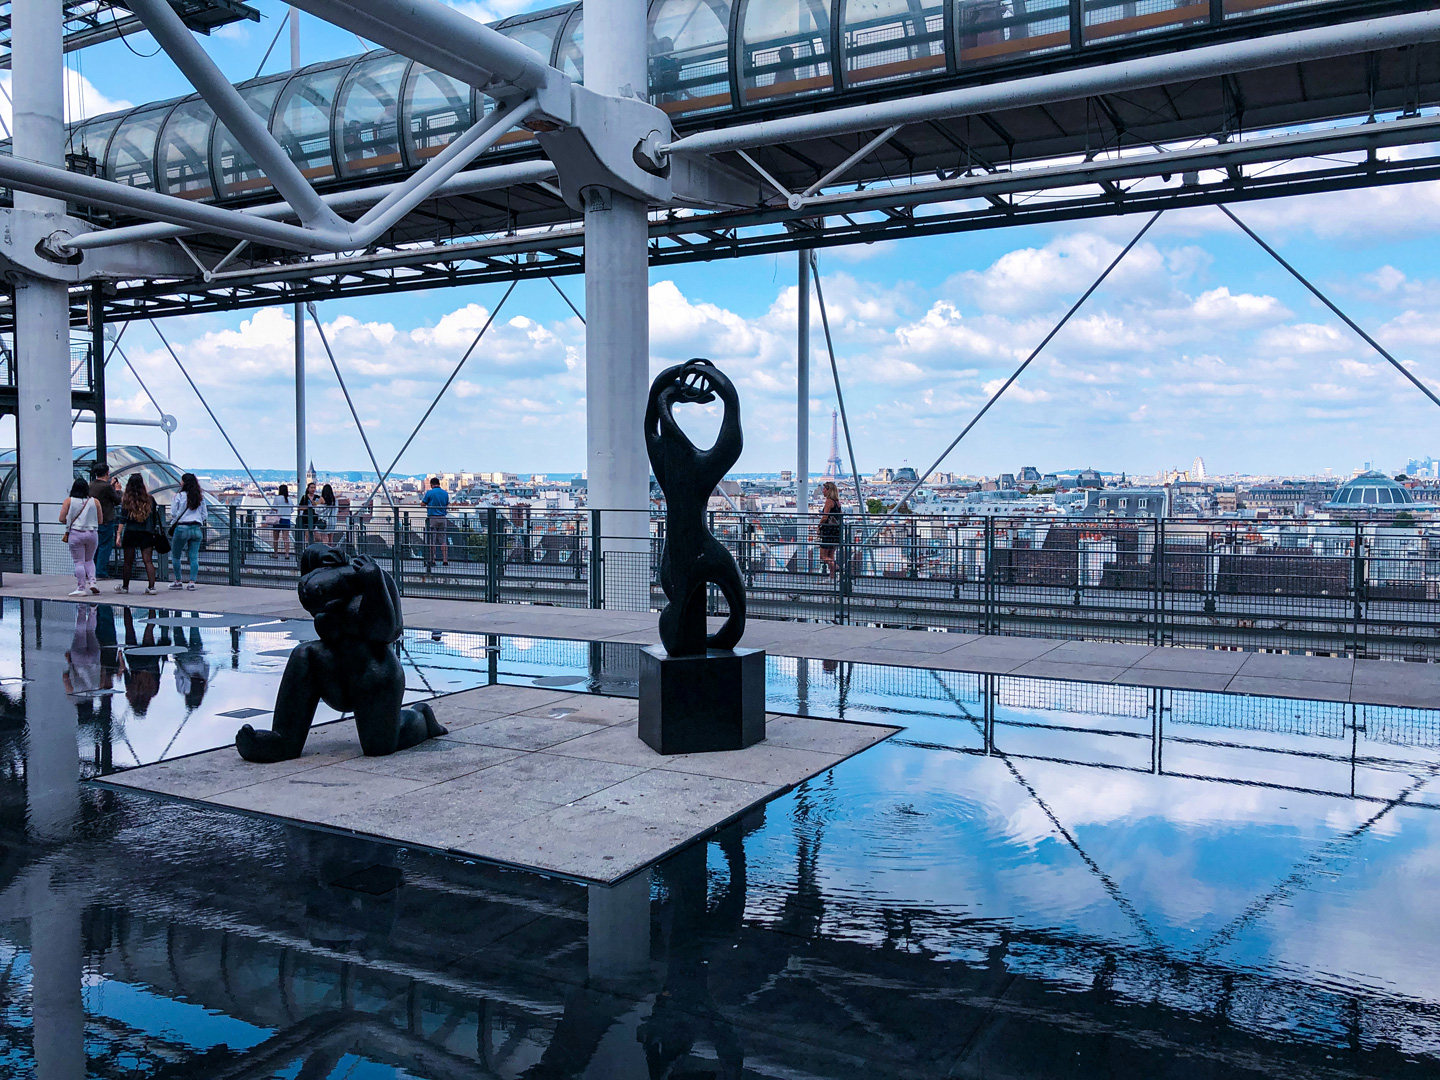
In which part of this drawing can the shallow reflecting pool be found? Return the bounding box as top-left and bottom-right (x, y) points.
(4, 596), (1440, 1077)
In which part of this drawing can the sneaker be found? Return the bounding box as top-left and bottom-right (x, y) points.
(116, 584), (129, 593)
(88, 585), (100, 595)
(144, 586), (156, 595)
(168, 581), (184, 590)
(68, 589), (87, 597)
(185, 583), (196, 591)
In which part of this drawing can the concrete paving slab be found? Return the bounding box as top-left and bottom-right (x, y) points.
(1236, 653), (1354, 684)
(542, 721), (664, 767)
(1046, 640), (1156, 666)
(655, 744), (851, 785)
(1227, 675), (1353, 702)
(1008, 660), (1133, 684)
(1129, 648), (1250, 675)
(209, 768), (431, 818)
(764, 716), (897, 755)
(335, 740), (523, 784)
(436, 685), (577, 714)
(476, 803), (699, 880)
(862, 630), (981, 655)
(947, 636), (1064, 661)
(522, 694), (642, 726)
(1115, 668), (1235, 693)
(444, 714), (607, 752)
(1346, 686), (1440, 709)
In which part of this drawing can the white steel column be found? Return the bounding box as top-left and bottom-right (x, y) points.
(292, 14), (307, 500)
(585, 0), (651, 610)
(13, 0), (72, 568)
(796, 250), (811, 518)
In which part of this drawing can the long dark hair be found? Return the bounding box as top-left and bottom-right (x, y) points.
(69, 477), (89, 500)
(121, 474), (151, 521)
(321, 483), (335, 506)
(179, 472), (202, 511)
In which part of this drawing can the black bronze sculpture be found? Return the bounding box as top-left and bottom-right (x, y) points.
(646, 358), (746, 656)
(640, 359), (765, 754)
(235, 545), (446, 762)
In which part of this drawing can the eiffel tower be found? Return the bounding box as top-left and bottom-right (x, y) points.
(823, 408), (844, 479)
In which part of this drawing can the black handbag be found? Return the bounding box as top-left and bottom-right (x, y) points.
(150, 502), (172, 555)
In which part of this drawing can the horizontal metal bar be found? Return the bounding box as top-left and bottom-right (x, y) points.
(69, 159), (559, 251)
(663, 10), (1440, 157)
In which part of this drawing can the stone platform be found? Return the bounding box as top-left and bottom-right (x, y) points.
(96, 684), (896, 884)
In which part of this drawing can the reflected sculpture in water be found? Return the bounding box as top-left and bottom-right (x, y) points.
(236, 545), (446, 762)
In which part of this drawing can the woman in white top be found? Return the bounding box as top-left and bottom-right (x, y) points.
(60, 477), (101, 596)
(168, 472), (208, 590)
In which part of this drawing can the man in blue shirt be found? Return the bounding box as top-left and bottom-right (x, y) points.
(420, 477), (450, 569)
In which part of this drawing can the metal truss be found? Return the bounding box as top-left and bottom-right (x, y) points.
(61, 112), (1440, 324)
(0, 0), (258, 69)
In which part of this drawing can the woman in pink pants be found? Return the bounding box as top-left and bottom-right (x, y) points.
(61, 477), (101, 596)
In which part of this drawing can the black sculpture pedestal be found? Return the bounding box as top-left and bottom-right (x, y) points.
(639, 646), (766, 755)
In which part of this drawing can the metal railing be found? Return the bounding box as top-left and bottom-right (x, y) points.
(10, 504), (1440, 660)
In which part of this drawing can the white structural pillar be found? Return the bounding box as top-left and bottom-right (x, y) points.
(584, 0), (651, 611)
(13, 0), (73, 568)
(292, 13), (307, 500)
(796, 250), (811, 518)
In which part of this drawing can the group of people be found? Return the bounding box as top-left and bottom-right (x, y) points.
(61, 464), (209, 596)
(268, 481), (344, 556)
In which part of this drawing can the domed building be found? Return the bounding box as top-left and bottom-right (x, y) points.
(1323, 471), (1439, 516)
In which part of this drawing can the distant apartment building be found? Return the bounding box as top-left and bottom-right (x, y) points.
(1018, 465), (1041, 483)
(1083, 487), (1170, 518)
(1076, 469), (1104, 489)
(1242, 481), (1338, 515)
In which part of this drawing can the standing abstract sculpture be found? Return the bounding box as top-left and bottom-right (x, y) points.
(235, 545), (446, 762)
(640, 359), (766, 755)
(647, 359), (747, 655)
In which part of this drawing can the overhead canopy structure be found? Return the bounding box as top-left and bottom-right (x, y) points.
(2, 0), (1437, 320)
(0, 0), (258, 69)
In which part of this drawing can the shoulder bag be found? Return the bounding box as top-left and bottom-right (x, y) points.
(150, 501), (172, 555)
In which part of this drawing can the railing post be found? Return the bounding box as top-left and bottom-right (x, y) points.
(393, 509), (405, 595)
(589, 508), (603, 610)
(487, 507), (501, 603)
(228, 504), (240, 586)
(1154, 517), (1166, 646)
(1351, 520), (1364, 656)
(984, 515), (995, 634)
(837, 519), (850, 624)
(31, 502), (40, 574)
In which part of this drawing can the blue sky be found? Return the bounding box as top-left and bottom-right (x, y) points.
(7, 0), (1440, 479)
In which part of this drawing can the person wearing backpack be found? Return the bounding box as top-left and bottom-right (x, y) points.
(60, 477), (101, 596)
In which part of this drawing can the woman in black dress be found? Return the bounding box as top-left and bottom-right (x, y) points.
(817, 480), (843, 576)
(117, 474), (159, 594)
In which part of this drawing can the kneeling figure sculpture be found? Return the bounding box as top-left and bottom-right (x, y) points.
(236, 545), (446, 762)
(641, 359), (765, 754)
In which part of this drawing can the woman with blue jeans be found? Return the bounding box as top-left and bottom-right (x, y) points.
(169, 472), (207, 590)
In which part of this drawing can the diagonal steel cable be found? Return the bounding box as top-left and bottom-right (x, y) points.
(149, 320), (268, 501)
(1220, 204), (1440, 412)
(362, 277), (519, 504)
(808, 249), (866, 517)
(548, 277), (584, 323)
(859, 209), (1164, 549)
(305, 302), (396, 507)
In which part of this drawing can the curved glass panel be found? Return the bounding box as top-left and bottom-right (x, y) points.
(556, 9), (584, 82)
(107, 106), (170, 191)
(842, 0), (945, 88)
(1083, 0), (1208, 45)
(496, 11), (567, 64)
(403, 64), (473, 164)
(68, 115), (123, 173)
(157, 98), (217, 199)
(214, 79), (285, 199)
(649, 0), (734, 117)
(957, 0), (1069, 66)
(336, 54), (408, 178)
(274, 65), (346, 182)
(740, 0), (834, 105)
(492, 11), (568, 151)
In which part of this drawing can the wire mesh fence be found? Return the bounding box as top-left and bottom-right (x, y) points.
(12, 503), (1440, 660)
